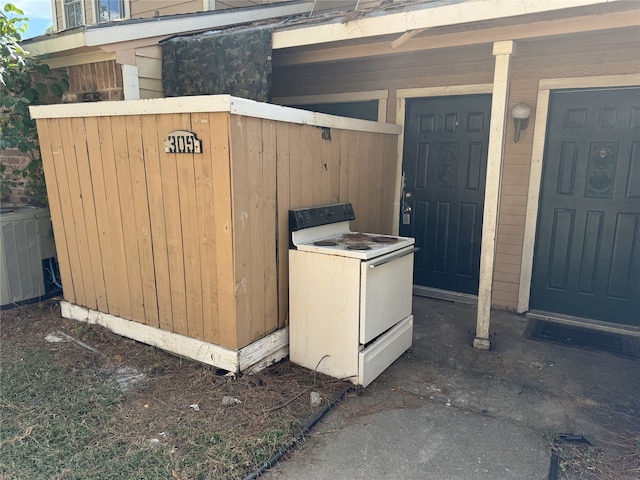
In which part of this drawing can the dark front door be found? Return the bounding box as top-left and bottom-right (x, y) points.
(400, 95), (491, 294)
(531, 87), (640, 326)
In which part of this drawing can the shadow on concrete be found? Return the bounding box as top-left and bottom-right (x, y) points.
(264, 296), (640, 480)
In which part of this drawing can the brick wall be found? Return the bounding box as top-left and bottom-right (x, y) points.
(0, 149), (33, 206)
(64, 60), (124, 102)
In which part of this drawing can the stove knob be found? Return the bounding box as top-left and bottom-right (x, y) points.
(325, 209), (334, 218)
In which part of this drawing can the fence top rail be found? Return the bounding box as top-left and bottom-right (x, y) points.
(30, 95), (401, 135)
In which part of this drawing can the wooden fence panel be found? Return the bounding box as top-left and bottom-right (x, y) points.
(140, 114), (173, 331)
(173, 113), (204, 340)
(35, 103), (398, 352)
(84, 117), (118, 315)
(125, 115), (159, 327)
(208, 113), (236, 348)
(276, 122), (291, 329)
(261, 119), (279, 337)
(111, 116), (145, 322)
(36, 119), (76, 304)
(52, 119), (87, 306)
(158, 113), (188, 335)
(71, 117), (108, 312)
(192, 112), (219, 345)
(97, 116), (132, 319)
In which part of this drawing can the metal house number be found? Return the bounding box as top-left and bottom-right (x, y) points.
(164, 130), (202, 154)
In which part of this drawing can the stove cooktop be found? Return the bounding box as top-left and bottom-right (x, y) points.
(294, 231), (415, 260)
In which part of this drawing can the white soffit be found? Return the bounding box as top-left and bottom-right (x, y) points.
(24, 1), (314, 55)
(272, 0), (625, 49)
(25, 32), (87, 56)
(85, 1), (314, 46)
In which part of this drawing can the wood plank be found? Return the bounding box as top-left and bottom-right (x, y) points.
(61, 301), (239, 373)
(347, 132), (362, 231)
(61, 116), (98, 308)
(191, 111), (219, 344)
(249, 116), (266, 343)
(96, 116), (132, 318)
(307, 125), (324, 207)
(299, 125), (315, 208)
(338, 129), (351, 203)
(275, 121), (291, 329)
(53, 118), (87, 306)
(70, 117), (108, 312)
(288, 124), (304, 209)
(110, 116), (145, 323)
(140, 114), (173, 332)
(173, 113), (203, 339)
(229, 115), (251, 347)
(155, 114), (187, 334)
(328, 127), (341, 204)
(84, 116), (118, 315)
(261, 118), (278, 336)
(35, 119), (76, 303)
(210, 113), (236, 348)
(382, 135), (398, 234)
(125, 115), (159, 327)
(320, 126), (332, 204)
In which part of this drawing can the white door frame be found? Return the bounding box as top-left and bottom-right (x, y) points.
(517, 73), (640, 314)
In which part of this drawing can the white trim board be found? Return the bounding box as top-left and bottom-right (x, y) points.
(274, 90), (389, 105)
(60, 301), (289, 373)
(397, 84), (493, 99)
(272, 0), (623, 49)
(29, 95), (402, 134)
(517, 73), (640, 314)
(42, 50), (116, 69)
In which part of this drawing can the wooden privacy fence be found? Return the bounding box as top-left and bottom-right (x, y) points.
(31, 95), (401, 370)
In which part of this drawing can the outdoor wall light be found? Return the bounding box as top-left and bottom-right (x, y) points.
(511, 103), (531, 143)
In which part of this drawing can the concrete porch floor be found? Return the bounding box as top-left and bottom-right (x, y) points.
(264, 296), (640, 479)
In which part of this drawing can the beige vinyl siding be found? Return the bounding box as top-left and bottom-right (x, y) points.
(135, 53), (164, 99)
(130, 0), (203, 18)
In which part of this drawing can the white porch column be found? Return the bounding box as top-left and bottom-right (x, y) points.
(473, 40), (515, 350)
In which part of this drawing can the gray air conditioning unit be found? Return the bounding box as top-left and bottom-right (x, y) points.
(1, 207), (59, 308)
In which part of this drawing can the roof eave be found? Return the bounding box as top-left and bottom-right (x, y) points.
(272, 0), (627, 49)
(22, 1), (315, 56)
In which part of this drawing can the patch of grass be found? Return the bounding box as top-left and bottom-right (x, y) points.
(0, 342), (292, 480)
(0, 344), (123, 479)
(0, 301), (352, 479)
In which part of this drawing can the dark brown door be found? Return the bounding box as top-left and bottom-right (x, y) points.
(531, 88), (640, 326)
(400, 95), (491, 294)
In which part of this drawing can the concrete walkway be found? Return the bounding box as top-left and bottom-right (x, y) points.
(264, 296), (640, 480)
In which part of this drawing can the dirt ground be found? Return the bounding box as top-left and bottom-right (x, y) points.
(0, 298), (354, 479)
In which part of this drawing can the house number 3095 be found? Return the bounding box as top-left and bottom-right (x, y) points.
(164, 130), (202, 154)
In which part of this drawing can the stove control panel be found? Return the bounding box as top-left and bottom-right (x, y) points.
(289, 203), (355, 231)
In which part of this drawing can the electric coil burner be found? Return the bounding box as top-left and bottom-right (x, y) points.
(288, 203), (416, 387)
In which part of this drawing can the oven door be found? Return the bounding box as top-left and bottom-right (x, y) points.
(359, 246), (415, 344)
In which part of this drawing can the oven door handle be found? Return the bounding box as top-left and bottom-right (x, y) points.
(368, 247), (418, 268)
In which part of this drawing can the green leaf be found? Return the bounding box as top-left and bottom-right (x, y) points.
(51, 83), (63, 98)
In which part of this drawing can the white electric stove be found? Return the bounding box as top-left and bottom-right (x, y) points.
(288, 203), (416, 387)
